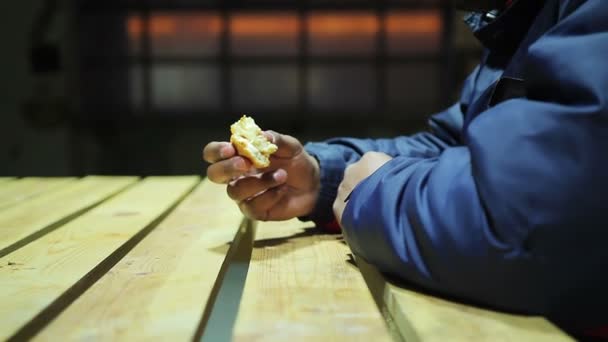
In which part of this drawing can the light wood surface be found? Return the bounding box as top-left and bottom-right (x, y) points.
(34, 179), (244, 341)
(0, 176), (137, 257)
(0, 176), (198, 341)
(0, 178), (51, 202)
(0, 177), (76, 211)
(0, 177), (15, 184)
(0, 176), (573, 341)
(355, 257), (573, 342)
(0, 179), (33, 197)
(232, 219), (393, 342)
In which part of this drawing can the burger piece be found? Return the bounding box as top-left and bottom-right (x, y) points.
(230, 115), (278, 168)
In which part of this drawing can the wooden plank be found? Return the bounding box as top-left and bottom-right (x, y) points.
(0, 176), (138, 258)
(0, 178), (33, 197)
(0, 177), (76, 211)
(0, 177), (16, 184)
(355, 257), (574, 342)
(34, 179), (245, 341)
(232, 219), (393, 341)
(0, 176), (199, 341)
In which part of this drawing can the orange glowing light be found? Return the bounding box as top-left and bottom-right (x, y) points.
(387, 11), (440, 35)
(127, 14), (222, 39)
(127, 11), (439, 40)
(309, 13), (379, 36)
(127, 15), (143, 37)
(230, 14), (299, 37)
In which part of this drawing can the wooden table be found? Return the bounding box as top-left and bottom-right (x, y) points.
(0, 177), (573, 341)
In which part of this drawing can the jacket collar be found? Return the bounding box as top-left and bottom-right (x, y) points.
(464, 0), (546, 54)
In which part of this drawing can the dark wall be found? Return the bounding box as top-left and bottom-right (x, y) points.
(0, 1), (480, 177)
(0, 1), (70, 176)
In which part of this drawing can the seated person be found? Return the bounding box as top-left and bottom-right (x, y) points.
(204, 0), (608, 338)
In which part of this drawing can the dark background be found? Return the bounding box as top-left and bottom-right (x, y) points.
(0, 0), (481, 176)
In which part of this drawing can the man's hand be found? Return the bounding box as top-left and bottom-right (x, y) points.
(333, 152), (392, 226)
(203, 131), (320, 221)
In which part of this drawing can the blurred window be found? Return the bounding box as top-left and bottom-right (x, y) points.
(309, 13), (379, 56)
(78, 2), (449, 119)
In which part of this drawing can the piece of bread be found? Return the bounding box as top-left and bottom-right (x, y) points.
(230, 115), (278, 168)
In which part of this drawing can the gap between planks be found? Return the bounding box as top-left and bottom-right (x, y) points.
(231, 219), (394, 342)
(0, 177), (76, 211)
(0, 176), (138, 258)
(33, 179), (247, 341)
(0, 176), (199, 341)
(197, 219), (257, 342)
(355, 257), (574, 342)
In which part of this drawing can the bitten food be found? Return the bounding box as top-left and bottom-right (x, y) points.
(230, 115), (278, 168)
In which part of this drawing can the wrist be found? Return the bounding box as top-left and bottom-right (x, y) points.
(302, 151), (321, 218)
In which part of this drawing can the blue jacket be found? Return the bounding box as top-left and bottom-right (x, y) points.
(304, 0), (608, 328)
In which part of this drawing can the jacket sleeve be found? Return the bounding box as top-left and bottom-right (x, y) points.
(303, 103), (464, 224)
(341, 0), (608, 324)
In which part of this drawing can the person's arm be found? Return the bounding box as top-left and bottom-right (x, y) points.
(340, 0), (608, 327)
(304, 101), (466, 225)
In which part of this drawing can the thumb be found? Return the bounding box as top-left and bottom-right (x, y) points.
(264, 130), (303, 158)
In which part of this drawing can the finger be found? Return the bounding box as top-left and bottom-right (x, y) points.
(333, 197), (346, 227)
(333, 179), (349, 226)
(206, 156), (252, 184)
(264, 131), (303, 158)
(264, 188), (319, 221)
(203, 142), (235, 163)
(227, 169), (287, 201)
(335, 178), (352, 204)
(239, 185), (289, 221)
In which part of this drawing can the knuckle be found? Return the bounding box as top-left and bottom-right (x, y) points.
(202, 145), (212, 161)
(361, 152), (378, 162)
(336, 181), (351, 202)
(254, 212), (268, 221)
(238, 202), (255, 218)
(228, 179), (256, 201)
(263, 172), (279, 187)
(344, 164), (353, 175)
(245, 190), (279, 221)
(337, 181), (345, 195)
(246, 204), (266, 221)
(264, 130), (277, 143)
(226, 184), (238, 200)
(206, 166), (221, 183)
(332, 201), (340, 217)
(203, 142), (220, 162)
(223, 159), (235, 174)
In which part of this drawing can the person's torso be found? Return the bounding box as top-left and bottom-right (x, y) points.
(459, 0), (569, 130)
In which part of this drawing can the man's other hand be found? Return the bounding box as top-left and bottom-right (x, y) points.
(334, 152), (392, 226)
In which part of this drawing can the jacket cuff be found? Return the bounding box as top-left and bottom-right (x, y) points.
(297, 142), (346, 230)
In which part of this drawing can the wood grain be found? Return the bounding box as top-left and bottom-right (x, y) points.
(0, 176), (137, 258)
(355, 257), (573, 342)
(0, 177), (76, 211)
(0, 176), (199, 341)
(34, 179), (244, 341)
(232, 219), (393, 342)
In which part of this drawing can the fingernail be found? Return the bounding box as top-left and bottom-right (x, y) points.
(344, 192), (352, 203)
(263, 131), (275, 143)
(235, 158), (247, 170)
(273, 169), (287, 182)
(219, 145), (231, 159)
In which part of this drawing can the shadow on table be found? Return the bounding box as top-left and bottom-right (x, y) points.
(208, 225), (332, 262)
